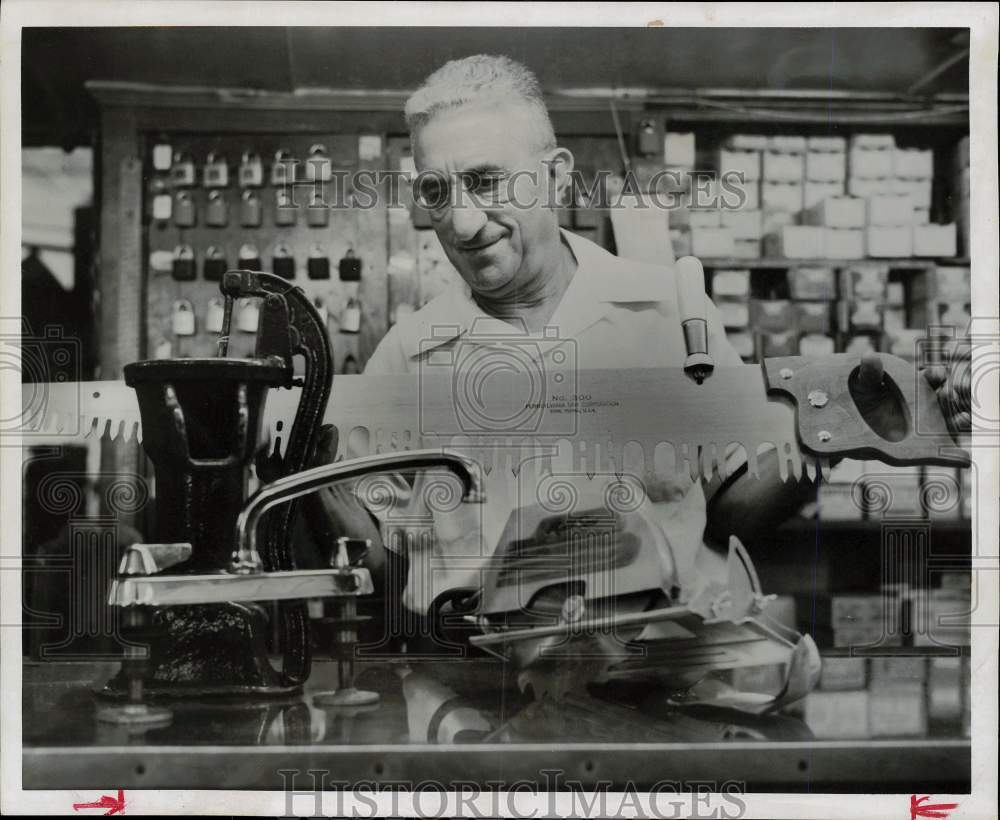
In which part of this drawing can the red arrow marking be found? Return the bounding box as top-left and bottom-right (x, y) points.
(73, 789), (126, 815)
(911, 794), (959, 820)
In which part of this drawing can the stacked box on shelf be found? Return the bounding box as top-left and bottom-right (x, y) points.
(784, 264), (837, 355)
(802, 195), (866, 260)
(711, 268), (754, 360)
(909, 265), (971, 331)
(838, 263), (887, 348)
(913, 575), (972, 649)
(759, 135), (809, 258)
(954, 135), (970, 256)
(804, 134), (846, 210)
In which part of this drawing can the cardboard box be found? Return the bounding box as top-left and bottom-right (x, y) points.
(806, 151), (847, 182)
(759, 330), (797, 357)
(866, 226), (912, 257)
(892, 148), (934, 180)
(891, 178), (932, 209)
(761, 181), (804, 213)
(871, 657), (927, 684)
(717, 299), (750, 329)
(840, 264), (888, 299)
(750, 299), (794, 332)
(868, 193), (915, 226)
(819, 658), (868, 691)
(869, 683), (927, 737)
(847, 176), (891, 198)
(804, 196), (865, 228)
(913, 223), (957, 257)
(799, 333), (836, 357)
(883, 307), (907, 333)
(664, 132), (696, 168)
(768, 135), (808, 153)
(763, 151), (805, 182)
(762, 208), (796, 236)
(788, 266), (837, 300)
(927, 657), (963, 722)
(804, 691), (871, 739)
(824, 228), (865, 260)
(720, 208), (763, 240)
(795, 301), (832, 334)
(764, 225), (825, 258)
(732, 239), (761, 259)
(850, 133), (896, 150)
(849, 147), (894, 179)
(804, 180), (846, 210)
(738, 180), (760, 210)
(886, 329), (923, 359)
(807, 135), (847, 153)
(931, 266), (972, 300)
(711, 269), (751, 298)
(718, 149), (761, 182)
(913, 207), (930, 225)
(690, 227), (735, 257)
(831, 595), (882, 625)
(726, 330), (755, 360)
(726, 134), (769, 152)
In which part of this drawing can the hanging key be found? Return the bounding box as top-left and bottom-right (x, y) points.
(307, 189), (329, 227)
(271, 149), (296, 186)
(304, 143), (331, 182)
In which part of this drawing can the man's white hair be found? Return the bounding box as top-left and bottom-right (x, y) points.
(404, 54), (557, 152)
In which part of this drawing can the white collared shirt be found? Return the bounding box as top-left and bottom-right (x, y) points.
(362, 229), (742, 613)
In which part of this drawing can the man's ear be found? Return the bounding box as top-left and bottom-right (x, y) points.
(543, 147), (575, 206)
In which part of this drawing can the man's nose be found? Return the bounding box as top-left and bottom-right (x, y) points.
(449, 202), (488, 241)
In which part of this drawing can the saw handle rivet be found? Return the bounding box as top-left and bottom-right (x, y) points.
(779, 368), (794, 380)
(808, 389), (829, 408)
(817, 430), (832, 442)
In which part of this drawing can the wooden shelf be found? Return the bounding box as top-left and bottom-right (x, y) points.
(700, 257), (970, 269)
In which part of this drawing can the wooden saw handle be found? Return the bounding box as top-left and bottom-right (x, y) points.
(762, 353), (969, 467)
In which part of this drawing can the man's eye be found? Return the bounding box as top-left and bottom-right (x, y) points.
(417, 179), (448, 208)
(464, 173), (504, 196)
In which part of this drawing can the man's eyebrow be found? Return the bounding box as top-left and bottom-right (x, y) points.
(457, 164), (508, 176)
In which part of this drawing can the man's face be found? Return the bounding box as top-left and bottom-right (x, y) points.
(412, 101), (566, 299)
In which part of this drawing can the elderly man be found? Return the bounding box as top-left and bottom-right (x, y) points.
(312, 54), (968, 625)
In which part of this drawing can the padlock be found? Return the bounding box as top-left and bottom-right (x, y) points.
(312, 296), (329, 325)
(307, 245), (331, 280)
(340, 297), (361, 334)
(635, 119), (661, 158)
(203, 152), (229, 188)
(275, 189), (297, 226)
(272, 244), (296, 280)
(171, 245), (196, 281)
(236, 298), (260, 333)
(170, 152), (196, 187)
(205, 297), (226, 333)
(240, 190), (262, 228)
(205, 190), (228, 228)
(238, 151), (264, 187)
(339, 249), (362, 282)
(304, 144), (331, 182)
(307, 190), (329, 227)
(152, 142), (173, 172)
(171, 299), (196, 336)
(237, 242), (262, 272)
(151, 193), (172, 221)
(271, 149), (296, 186)
(174, 191), (197, 227)
(203, 245), (228, 281)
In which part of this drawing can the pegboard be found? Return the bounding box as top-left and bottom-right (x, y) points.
(143, 133), (388, 373)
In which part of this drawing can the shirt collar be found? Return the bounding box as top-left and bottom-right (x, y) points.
(398, 228), (671, 359)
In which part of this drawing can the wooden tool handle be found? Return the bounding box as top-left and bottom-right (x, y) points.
(762, 353), (969, 467)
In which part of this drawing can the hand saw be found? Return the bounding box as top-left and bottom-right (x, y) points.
(21, 353), (967, 481)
